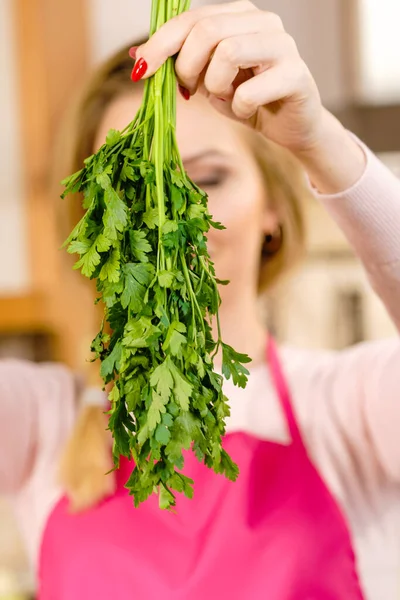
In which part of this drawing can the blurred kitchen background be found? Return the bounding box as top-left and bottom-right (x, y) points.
(0, 0), (399, 597)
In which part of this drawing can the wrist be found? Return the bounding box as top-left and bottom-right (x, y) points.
(294, 109), (366, 195)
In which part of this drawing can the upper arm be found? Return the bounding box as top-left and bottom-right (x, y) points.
(0, 360), (78, 495)
(318, 143), (400, 333)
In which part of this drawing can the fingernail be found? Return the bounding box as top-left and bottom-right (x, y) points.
(178, 85), (190, 101)
(128, 46), (138, 60)
(131, 58), (147, 82)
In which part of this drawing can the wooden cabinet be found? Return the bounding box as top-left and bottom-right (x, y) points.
(0, 0), (101, 376)
(0, 0), (91, 594)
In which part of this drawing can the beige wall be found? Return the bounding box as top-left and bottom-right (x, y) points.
(356, 0), (400, 104)
(257, 0), (347, 109)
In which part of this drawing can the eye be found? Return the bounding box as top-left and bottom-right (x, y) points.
(196, 178), (221, 188)
(194, 171), (228, 189)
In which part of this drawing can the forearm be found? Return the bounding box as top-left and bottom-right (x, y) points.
(294, 109), (367, 195)
(0, 361), (77, 494)
(301, 122), (400, 331)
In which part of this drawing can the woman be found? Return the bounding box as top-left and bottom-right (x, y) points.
(2, 2), (400, 598)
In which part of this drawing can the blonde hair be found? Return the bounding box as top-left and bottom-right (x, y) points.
(58, 42), (311, 511)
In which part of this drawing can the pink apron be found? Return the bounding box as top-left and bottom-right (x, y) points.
(39, 338), (365, 599)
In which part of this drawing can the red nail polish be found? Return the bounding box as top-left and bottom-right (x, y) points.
(128, 46), (138, 59)
(131, 58), (147, 82)
(178, 85), (190, 101)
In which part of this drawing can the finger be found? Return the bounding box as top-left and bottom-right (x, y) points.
(231, 60), (308, 120)
(203, 31), (298, 98)
(128, 46), (138, 59)
(175, 10), (284, 93)
(136, 1), (255, 78)
(208, 95), (239, 120)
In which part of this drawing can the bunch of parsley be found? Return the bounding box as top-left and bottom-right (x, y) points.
(61, 0), (251, 509)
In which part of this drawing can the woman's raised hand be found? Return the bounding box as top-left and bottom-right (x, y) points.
(133, 1), (324, 156)
(133, 1), (366, 192)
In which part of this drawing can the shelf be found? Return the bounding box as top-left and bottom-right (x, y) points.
(0, 292), (53, 334)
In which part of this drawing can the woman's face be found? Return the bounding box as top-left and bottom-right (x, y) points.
(95, 92), (278, 307)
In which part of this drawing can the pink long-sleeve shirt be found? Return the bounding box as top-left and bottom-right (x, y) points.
(1, 141), (400, 599)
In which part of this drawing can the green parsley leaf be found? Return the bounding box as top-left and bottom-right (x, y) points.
(121, 263), (155, 313)
(158, 270), (174, 288)
(148, 389), (168, 431)
(96, 172), (111, 190)
(210, 220), (226, 230)
(106, 129), (121, 146)
(96, 233), (113, 253)
(101, 279), (124, 307)
(163, 321), (187, 357)
(67, 239), (92, 255)
(170, 169), (184, 187)
(169, 361), (192, 411)
(125, 375), (145, 412)
(187, 204), (206, 220)
(162, 220), (178, 235)
(159, 485), (175, 510)
(103, 188), (128, 241)
(129, 230), (151, 262)
(155, 423), (171, 445)
(142, 207), (159, 229)
(99, 248), (121, 283)
(61, 170), (83, 191)
(108, 388), (132, 464)
(150, 360), (173, 401)
(100, 341), (122, 379)
(222, 342), (252, 388)
(73, 241), (101, 277)
(122, 316), (160, 350)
